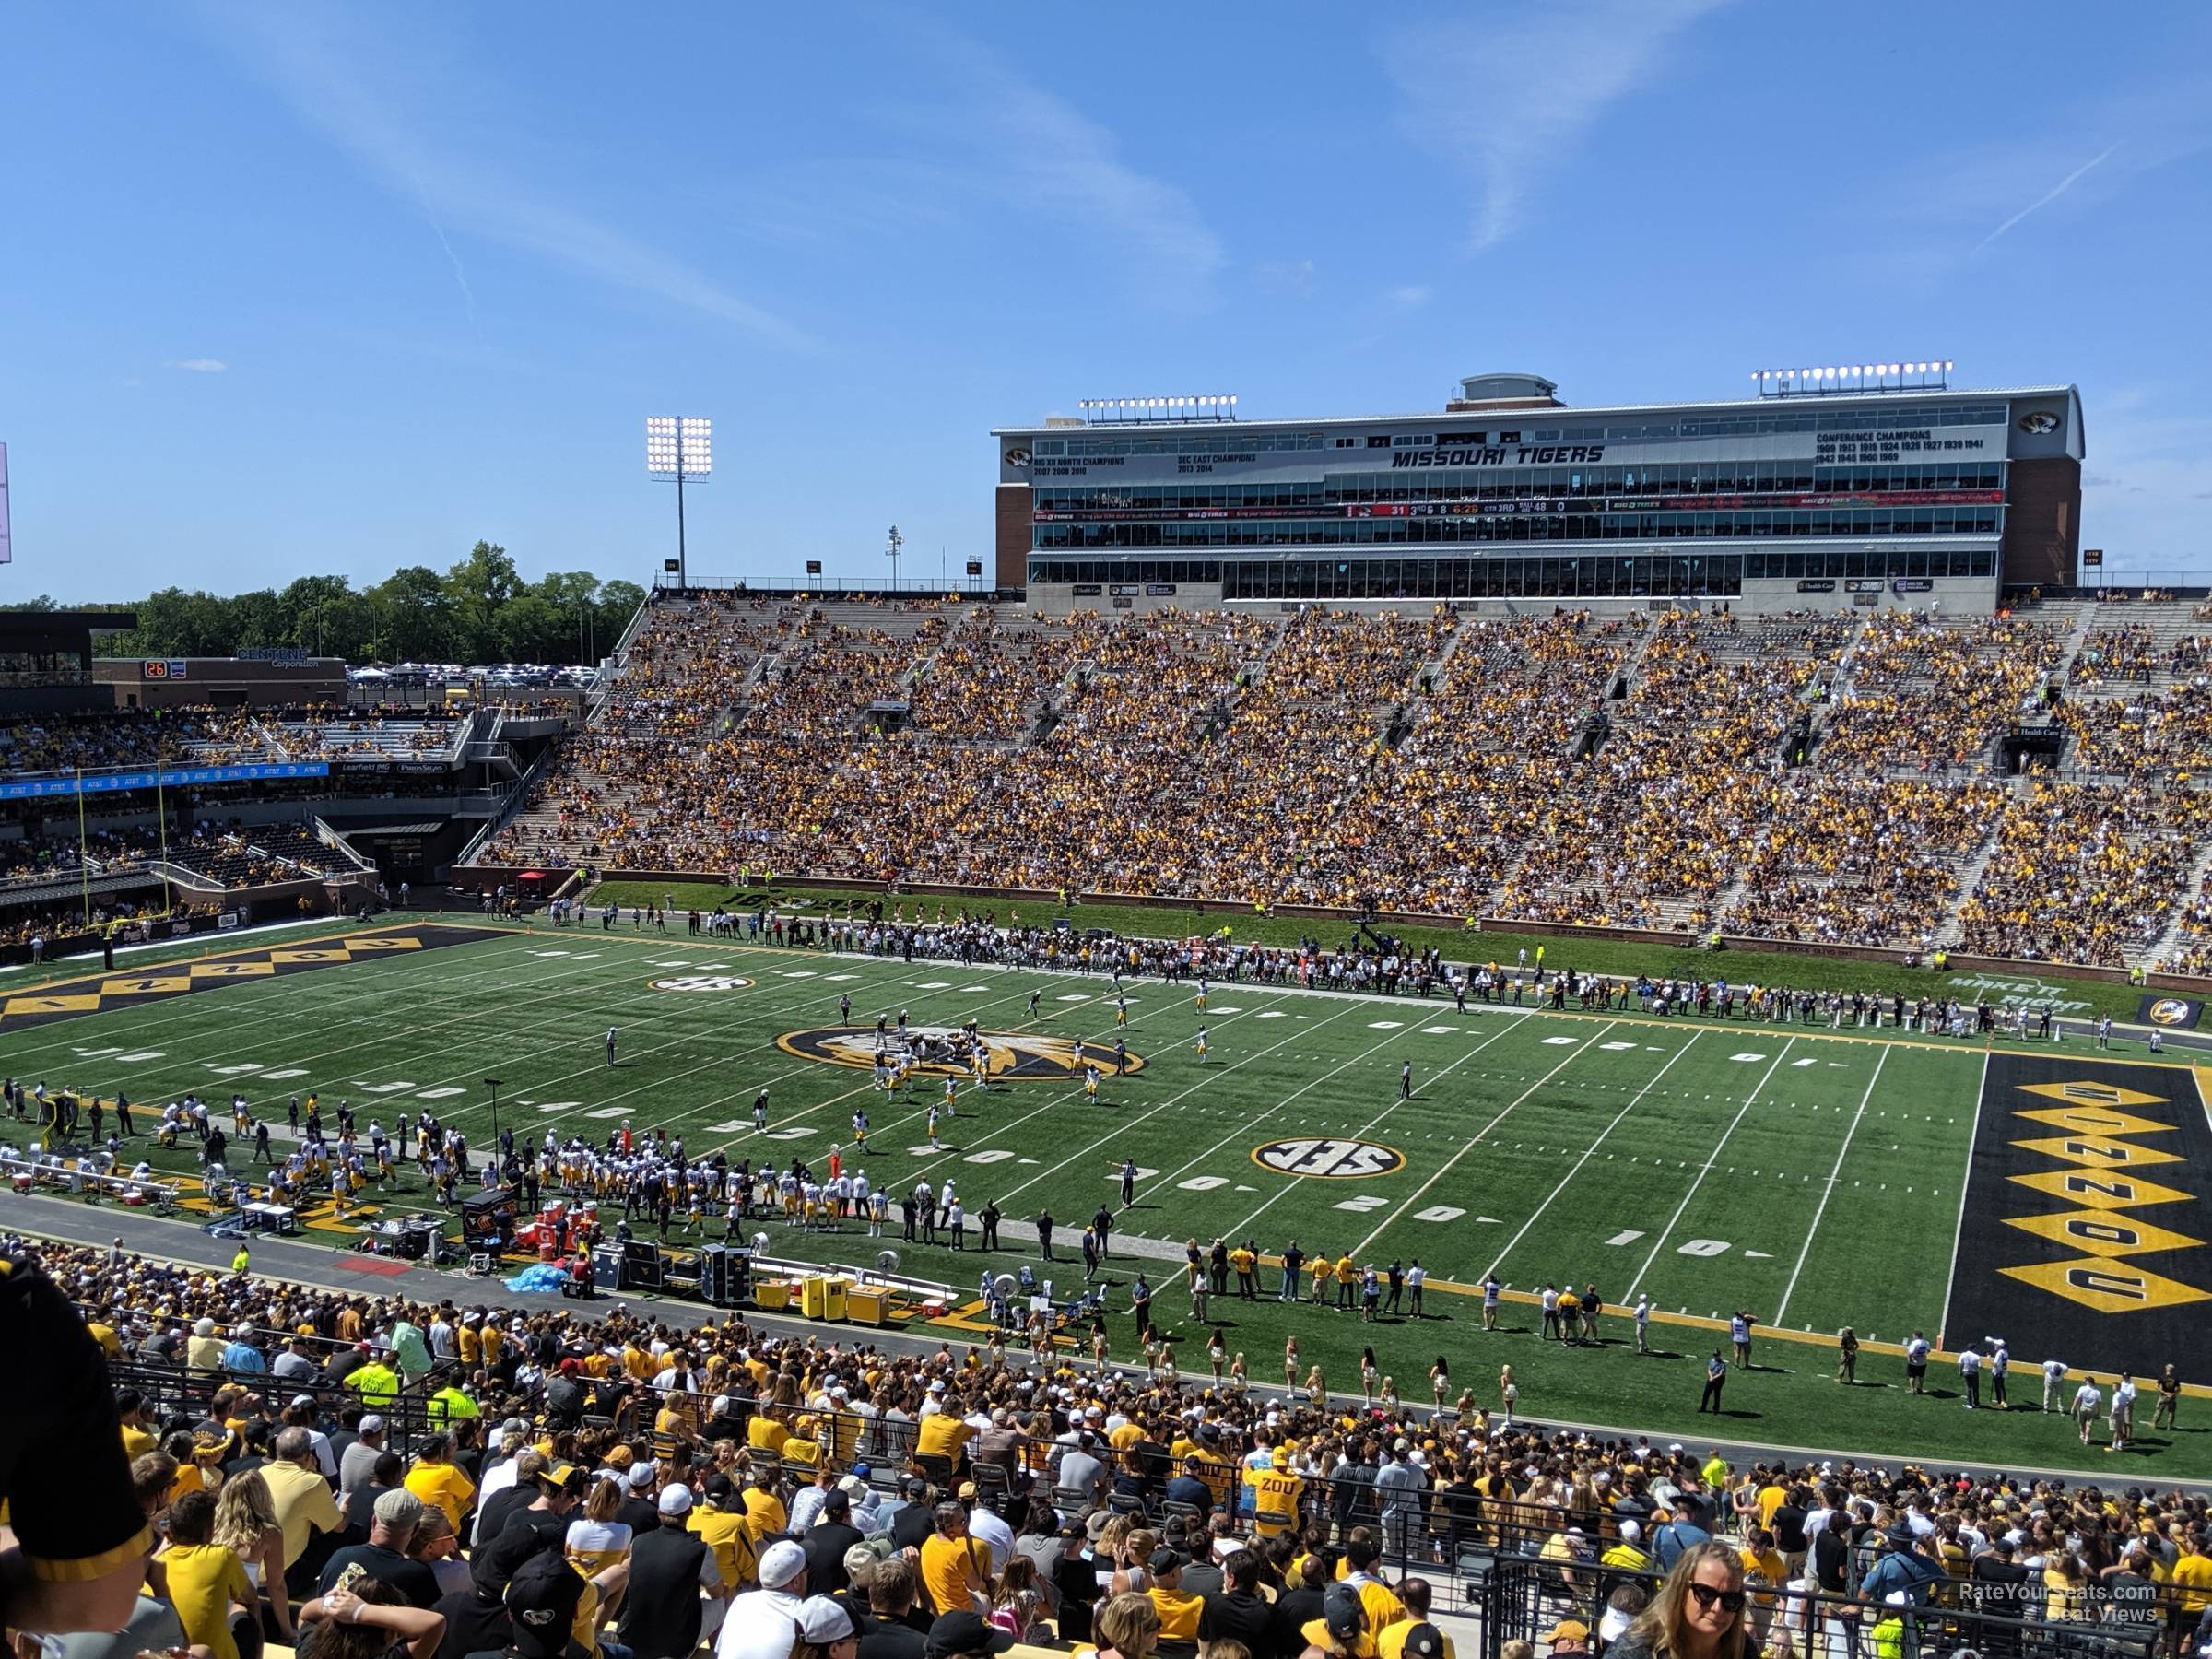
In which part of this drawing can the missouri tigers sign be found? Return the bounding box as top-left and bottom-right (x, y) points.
(777, 1026), (1145, 1082)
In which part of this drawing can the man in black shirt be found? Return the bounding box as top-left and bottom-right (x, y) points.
(614, 1464), (662, 1537)
(803, 1490), (866, 1594)
(856, 1555), (930, 1659)
(618, 1488), (717, 1659)
(347, 1453), (408, 1540)
(317, 1488), (442, 1608)
(1198, 1550), (1274, 1658)
(432, 1559), (514, 1659)
(888, 1479), (936, 1554)
(463, 1551), (586, 1659)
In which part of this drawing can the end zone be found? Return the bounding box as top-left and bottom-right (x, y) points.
(1944, 1053), (2212, 1382)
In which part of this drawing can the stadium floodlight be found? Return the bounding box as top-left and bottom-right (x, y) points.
(645, 415), (711, 590)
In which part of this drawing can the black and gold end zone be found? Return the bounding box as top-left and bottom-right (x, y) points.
(0, 924), (504, 1033)
(1945, 1053), (2212, 1382)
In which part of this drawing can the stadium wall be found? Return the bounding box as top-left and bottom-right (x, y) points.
(449, 865), (2212, 999)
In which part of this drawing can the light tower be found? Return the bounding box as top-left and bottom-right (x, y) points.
(645, 417), (712, 588)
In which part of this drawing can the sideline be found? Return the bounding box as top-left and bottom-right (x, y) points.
(0, 1188), (2197, 1494)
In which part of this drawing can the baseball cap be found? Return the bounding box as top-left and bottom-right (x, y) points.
(1148, 1547), (1181, 1576)
(627, 1462), (657, 1490)
(1541, 1620), (1592, 1646)
(759, 1539), (808, 1590)
(506, 1554), (585, 1659)
(373, 1488), (425, 1529)
(925, 1610), (1015, 1659)
(359, 1413), (387, 1433)
(1324, 1586), (1366, 1641)
(537, 1462), (589, 1498)
(658, 1484), (694, 1517)
(798, 1598), (856, 1644)
(1402, 1624), (1446, 1659)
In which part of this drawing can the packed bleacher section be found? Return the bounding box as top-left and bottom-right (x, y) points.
(477, 592), (2212, 971)
(0, 706), (272, 773)
(16, 1230), (2212, 1659)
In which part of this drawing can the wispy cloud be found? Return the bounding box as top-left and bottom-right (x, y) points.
(1255, 259), (1318, 298)
(1975, 143), (2122, 251)
(1382, 0), (1727, 255)
(1387, 284), (1432, 312)
(168, 358), (229, 373)
(197, 3), (812, 349)
(883, 25), (1227, 313)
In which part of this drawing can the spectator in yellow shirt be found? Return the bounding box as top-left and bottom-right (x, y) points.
(1146, 1550), (1204, 1644)
(158, 1490), (254, 1659)
(403, 1435), (477, 1531)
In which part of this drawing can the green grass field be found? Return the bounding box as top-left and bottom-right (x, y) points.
(4, 913), (2206, 1478)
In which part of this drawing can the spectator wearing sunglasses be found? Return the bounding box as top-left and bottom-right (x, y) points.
(1602, 1542), (1753, 1659)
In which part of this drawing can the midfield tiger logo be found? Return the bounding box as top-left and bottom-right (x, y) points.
(778, 1026), (1145, 1081)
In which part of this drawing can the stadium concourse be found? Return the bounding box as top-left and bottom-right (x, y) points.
(476, 591), (2212, 972)
(4, 1215), (2212, 1659)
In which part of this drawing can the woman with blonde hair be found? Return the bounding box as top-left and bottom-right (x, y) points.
(211, 1468), (292, 1652)
(1283, 1335), (1300, 1389)
(1305, 1365), (1326, 1407)
(1500, 1364), (1518, 1426)
(566, 1476), (635, 1584)
(1605, 1540), (1754, 1659)
(1086, 1591), (1160, 1659)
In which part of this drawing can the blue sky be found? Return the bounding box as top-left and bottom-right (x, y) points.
(4, 0), (2209, 599)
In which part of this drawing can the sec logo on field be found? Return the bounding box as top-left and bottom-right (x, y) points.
(647, 974), (756, 993)
(1252, 1137), (1406, 1179)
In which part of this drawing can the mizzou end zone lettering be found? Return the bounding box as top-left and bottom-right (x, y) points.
(0, 924), (504, 1032)
(1945, 1054), (2212, 1381)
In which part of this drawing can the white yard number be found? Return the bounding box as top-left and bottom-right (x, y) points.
(1333, 1194), (1389, 1213)
(1413, 1206), (1465, 1223)
(1677, 1238), (1732, 1257)
(1178, 1176), (1228, 1192)
(965, 1149), (1016, 1164)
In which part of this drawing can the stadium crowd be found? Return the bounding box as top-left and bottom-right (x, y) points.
(7, 1231), (2212, 1659)
(474, 594), (2212, 970)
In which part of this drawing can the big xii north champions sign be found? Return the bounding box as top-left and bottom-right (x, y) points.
(778, 1026), (1144, 1082)
(1947, 1054), (2212, 1379)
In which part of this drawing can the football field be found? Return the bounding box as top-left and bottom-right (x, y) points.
(5, 916), (2207, 1475)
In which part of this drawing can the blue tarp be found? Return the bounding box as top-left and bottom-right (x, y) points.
(503, 1263), (571, 1294)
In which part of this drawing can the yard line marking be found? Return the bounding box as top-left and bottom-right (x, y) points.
(1483, 1030), (1704, 1280)
(1623, 1038), (1795, 1297)
(1217, 1017), (1525, 1241)
(1935, 1046), (1992, 1347)
(1351, 1020), (1620, 1256)
(1772, 1041), (1892, 1329)
(979, 997), (1371, 1211)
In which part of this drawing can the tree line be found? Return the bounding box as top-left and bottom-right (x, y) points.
(6, 543), (648, 666)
